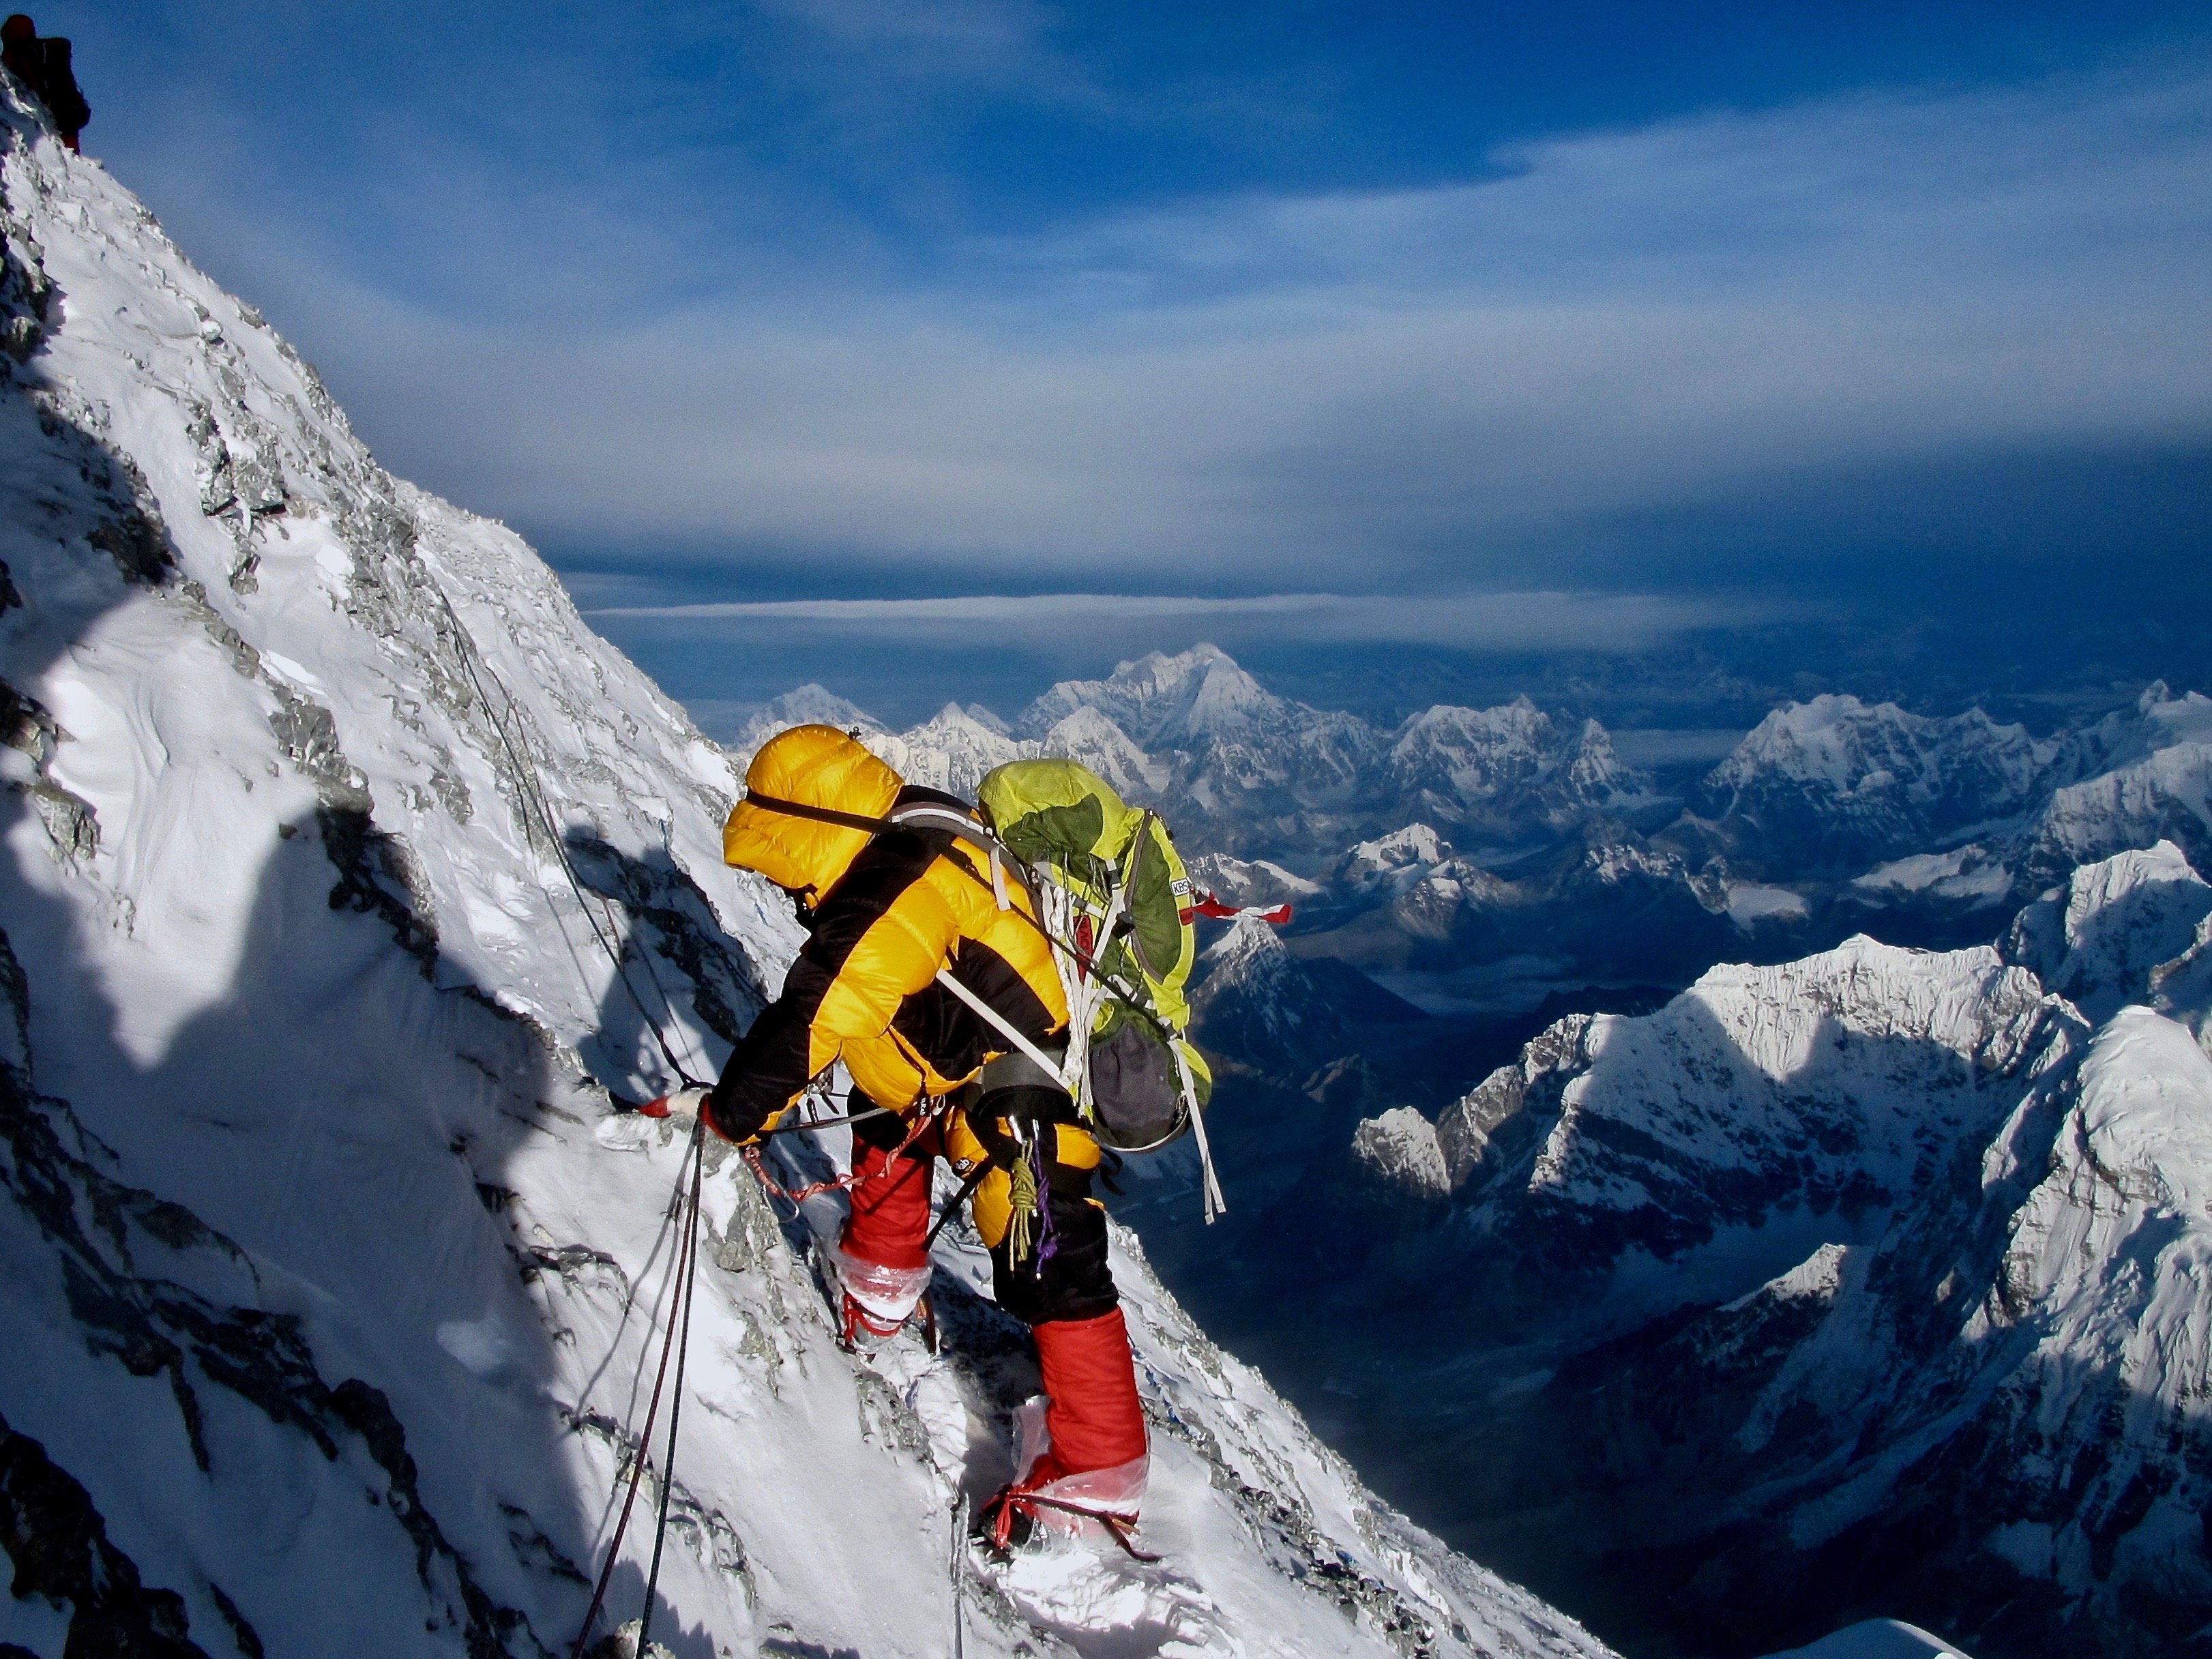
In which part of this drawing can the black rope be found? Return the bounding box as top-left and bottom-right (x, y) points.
(922, 1158), (996, 1257)
(420, 566), (718, 1649)
(426, 573), (707, 1090)
(569, 1119), (704, 1658)
(637, 1115), (705, 1652)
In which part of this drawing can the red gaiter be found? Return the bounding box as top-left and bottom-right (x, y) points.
(1032, 1308), (1148, 1478)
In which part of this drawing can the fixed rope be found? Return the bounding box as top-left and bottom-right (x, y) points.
(568, 1116), (704, 1659)
(637, 1113), (707, 1654)
(424, 569), (707, 1091)
(415, 563), (719, 1654)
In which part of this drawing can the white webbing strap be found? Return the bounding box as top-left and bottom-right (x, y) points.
(934, 969), (1079, 1091)
(1173, 1040), (1227, 1224)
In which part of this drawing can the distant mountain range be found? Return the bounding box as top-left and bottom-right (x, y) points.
(741, 655), (2212, 1028)
(1132, 838), (2212, 1659)
(738, 643), (1653, 857)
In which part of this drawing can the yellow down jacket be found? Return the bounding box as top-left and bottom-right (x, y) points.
(708, 725), (1072, 1137)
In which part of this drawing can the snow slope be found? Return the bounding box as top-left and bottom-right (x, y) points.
(2002, 839), (2212, 1022)
(0, 95), (1611, 1659)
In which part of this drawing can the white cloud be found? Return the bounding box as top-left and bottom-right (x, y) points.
(121, 55), (2212, 592)
(585, 589), (1780, 654)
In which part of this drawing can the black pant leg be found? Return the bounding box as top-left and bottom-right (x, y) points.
(990, 1171), (1119, 1326)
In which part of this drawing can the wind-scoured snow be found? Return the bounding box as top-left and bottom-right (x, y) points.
(0, 96), (1614, 1659)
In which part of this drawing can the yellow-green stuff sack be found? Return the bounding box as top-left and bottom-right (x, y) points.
(977, 759), (1211, 1149)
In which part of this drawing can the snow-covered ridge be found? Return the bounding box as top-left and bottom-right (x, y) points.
(1698, 684), (2212, 890)
(0, 97), (1611, 1658)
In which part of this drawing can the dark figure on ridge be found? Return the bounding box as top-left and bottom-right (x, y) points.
(1, 14), (89, 151)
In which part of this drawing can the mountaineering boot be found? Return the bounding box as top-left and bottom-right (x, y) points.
(830, 1133), (934, 1349)
(973, 1486), (1037, 1555)
(982, 1307), (1152, 1556)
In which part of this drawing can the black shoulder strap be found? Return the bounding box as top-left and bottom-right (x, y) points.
(746, 785), (1005, 868)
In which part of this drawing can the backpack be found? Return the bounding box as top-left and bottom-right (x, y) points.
(973, 761), (1222, 1204)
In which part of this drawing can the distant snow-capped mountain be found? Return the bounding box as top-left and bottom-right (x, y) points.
(1695, 684), (2212, 896)
(1319, 845), (2212, 1659)
(740, 645), (1658, 857)
(1697, 693), (2055, 871)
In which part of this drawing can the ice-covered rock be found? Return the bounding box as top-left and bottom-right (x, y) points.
(1351, 1106), (1451, 1199)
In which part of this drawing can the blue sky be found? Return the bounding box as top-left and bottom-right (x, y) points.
(48, 2), (2212, 729)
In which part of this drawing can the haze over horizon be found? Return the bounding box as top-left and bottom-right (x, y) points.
(63, 1), (2212, 729)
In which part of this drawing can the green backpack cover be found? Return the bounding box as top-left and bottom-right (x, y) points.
(977, 759), (1212, 1150)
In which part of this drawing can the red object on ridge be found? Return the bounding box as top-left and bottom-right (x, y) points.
(841, 1135), (934, 1271)
(1183, 893), (1292, 924)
